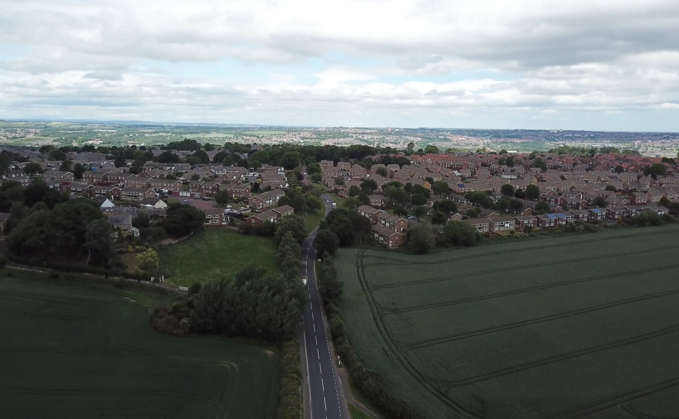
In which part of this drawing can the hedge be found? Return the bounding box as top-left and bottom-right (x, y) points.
(277, 340), (303, 419)
(6, 253), (147, 281)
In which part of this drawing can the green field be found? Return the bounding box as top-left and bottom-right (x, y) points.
(336, 225), (679, 418)
(0, 275), (279, 418)
(157, 229), (279, 286)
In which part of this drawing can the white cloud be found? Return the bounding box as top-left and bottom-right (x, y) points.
(0, 0), (678, 129)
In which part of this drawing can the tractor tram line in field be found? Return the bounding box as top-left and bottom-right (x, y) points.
(339, 225), (679, 418)
(375, 263), (679, 315)
(367, 244), (679, 292)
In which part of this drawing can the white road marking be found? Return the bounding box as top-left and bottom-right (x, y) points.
(321, 378), (325, 391)
(315, 335), (318, 345)
(317, 348), (320, 359)
(324, 396), (327, 411)
(302, 331), (313, 419)
(313, 323), (316, 332)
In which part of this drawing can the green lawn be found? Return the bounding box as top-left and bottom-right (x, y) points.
(0, 274), (279, 418)
(337, 224), (679, 418)
(157, 229), (279, 286)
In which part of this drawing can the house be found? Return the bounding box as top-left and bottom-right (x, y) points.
(120, 188), (156, 202)
(140, 197), (168, 209)
(61, 182), (94, 197)
(93, 186), (121, 200)
(203, 208), (223, 225)
(536, 214), (557, 229)
(629, 192), (648, 205)
(149, 178), (183, 192)
(514, 216), (536, 231)
(246, 210), (279, 227)
(570, 210), (589, 222)
(43, 170), (74, 182)
(371, 225), (406, 248)
(606, 206), (626, 220)
(225, 183), (252, 201)
(368, 194), (387, 208)
(358, 205), (385, 224)
(588, 208), (605, 222)
(96, 197), (116, 211)
(271, 205), (295, 218)
(106, 214), (134, 237)
(488, 217), (515, 232)
(375, 213), (409, 233)
(464, 218), (490, 233)
(248, 189), (286, 210)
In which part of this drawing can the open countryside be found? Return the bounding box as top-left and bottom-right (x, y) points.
(0, 277), (279, 419)
(336, 225), (679, 418)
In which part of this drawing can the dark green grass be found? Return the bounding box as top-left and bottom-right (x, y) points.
(0, 275), (279, 419)
(157, 229), (279, 286)
(336, 224), (679, 418)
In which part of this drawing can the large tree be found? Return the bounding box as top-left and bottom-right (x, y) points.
(525, 184), (540, 200)
(137, 248), (160, 278)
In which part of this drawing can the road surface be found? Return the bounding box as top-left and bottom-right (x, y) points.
(300, 194), (348, 419)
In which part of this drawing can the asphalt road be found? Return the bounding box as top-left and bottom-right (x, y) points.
(300, 195), (347, 419)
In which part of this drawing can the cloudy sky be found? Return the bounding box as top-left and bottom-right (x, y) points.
(1, 0), (679, 130)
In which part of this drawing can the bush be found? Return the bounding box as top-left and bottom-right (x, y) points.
(277, 340), (303, 419)
(188, 281), (202, 296)
(114, 278), (125, 288)
(151, 307), (188, 336)
(0, 256), (6, 269)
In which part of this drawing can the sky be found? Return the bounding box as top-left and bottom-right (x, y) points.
(1, 0), (679, 131)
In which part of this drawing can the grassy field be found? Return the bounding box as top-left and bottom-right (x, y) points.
(336, 225), (679, 418)
(157, 229), (279, 286)
(0, 274), (279, 418)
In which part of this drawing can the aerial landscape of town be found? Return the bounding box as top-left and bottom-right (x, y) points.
(3, 0), (679, 418)
(1, 124), (679, 418)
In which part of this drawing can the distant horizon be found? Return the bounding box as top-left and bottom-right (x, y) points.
(2, 118), (678, 135)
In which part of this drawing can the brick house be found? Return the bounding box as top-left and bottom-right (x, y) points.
(536, 214), (557, 229)
(225, 184), (252, 201)
(246, 210), (279, 227)
(60, 182), (94, 197)
(464, 218), (490, 233)
(570, 210), (589, 222)
(375, 213), (409, 233)
(358, 205), (385, 224)
(629, 192), (648, 205)
(43, 170), (74, 182)
(149, 178), (183, 192)
(248, 189), (286, 210)
(371, 225), (406, 248)
(203, 208), (223, 225)
(588, 208), (605, 222)
(514, 216), (536, 231)
(120, 188), (156, 201)
(488, 217), (515, 232)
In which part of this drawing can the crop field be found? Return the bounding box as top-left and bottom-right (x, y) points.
(0, 276), (279, 418)
(336, 225), (679, 418)
(157, 229), (279, 286)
